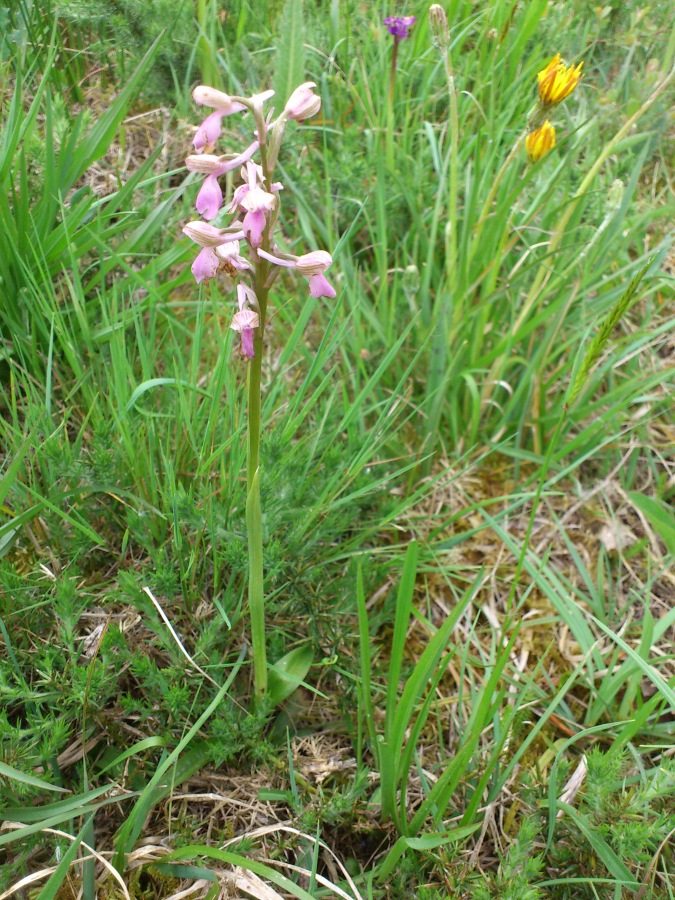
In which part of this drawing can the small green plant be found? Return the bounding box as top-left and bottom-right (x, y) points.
(472, 819), (545, 900)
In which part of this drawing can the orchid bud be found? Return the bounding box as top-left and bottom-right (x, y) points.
(284, 82), (321, 122)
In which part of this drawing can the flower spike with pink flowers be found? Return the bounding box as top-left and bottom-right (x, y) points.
(181, 78), (334, 703)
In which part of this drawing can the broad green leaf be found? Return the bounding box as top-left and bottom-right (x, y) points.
(125, 378), (210, 412)
(162, 846), (319, 900)
(36, 816), (94, 900)
(267, 644), (315, 706)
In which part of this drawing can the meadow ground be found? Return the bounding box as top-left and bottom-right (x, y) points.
(0, 0), (674, 897)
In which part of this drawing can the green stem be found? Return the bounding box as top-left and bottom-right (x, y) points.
(246, 459), (266, 700)
(245, 100), (275, 701)
(386, 42), (398, 170)
(471, 131), (525, 251)
(422, 36), (459, 474)
(246, 245), (270, 700)
(388, 41), (398, 106)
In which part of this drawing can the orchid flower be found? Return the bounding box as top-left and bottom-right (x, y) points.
(257, 248), (336, 299)
(191, 86), (247, 153)
(186, 142), (260, 221)
(231, 308), (259, 358)
(182, 78), (335, 701)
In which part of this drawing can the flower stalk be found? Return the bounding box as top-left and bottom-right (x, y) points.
(383, 15), (416, 169)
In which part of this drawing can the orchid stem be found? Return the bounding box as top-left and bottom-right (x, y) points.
(246, 324), (266, 701)
(246, 116), (273, 702)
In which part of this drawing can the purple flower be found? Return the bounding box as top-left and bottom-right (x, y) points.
(231, 162), (276, 248)
(192, 86), (246, 113)
(216, 240), (252, 273)
(242, 209), (266, 248)
(190, 88), (246, 153)
(182, 221), (229, 246)
(236, 283), (258, 310)
(384, 15), (416, 41)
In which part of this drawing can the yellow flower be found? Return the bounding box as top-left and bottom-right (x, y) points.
(537, 53), (583, 105)
(526, 121), (556, 162)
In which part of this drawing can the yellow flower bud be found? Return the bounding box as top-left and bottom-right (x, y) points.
(537, 53), (583, 105)
(525, 121), (556, 162)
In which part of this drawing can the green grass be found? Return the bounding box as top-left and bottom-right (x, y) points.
(0, 0), (674, 896)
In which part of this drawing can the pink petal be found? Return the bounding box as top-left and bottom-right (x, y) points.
(308, 273), (336, 299)
(196, 174), (223, 220)
(193, 111), (225, 152)
(240, 328), (255, 359)
(193, 86), (240, 110)
(242, 209), (266, 248)
(183, 220), (226, 246)
(191, 247), (220, 283)
(230, 183), (249, 212)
